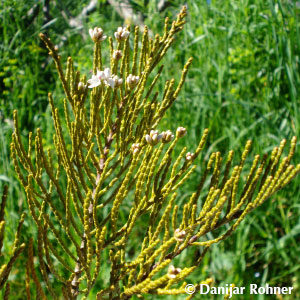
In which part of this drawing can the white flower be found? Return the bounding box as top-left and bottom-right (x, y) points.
(126, 74), (140, 89)
(105, 78), (115, 89)
(114, 27), (130, 41)
(176, 127), (187, 138)
(89, 27), (107, 42)
(87, 74), (101, 88)
(87, 68), (109, 89)
(167, 265), (182, 279)
(97, 68), (111, 81)
(145, 130), (163, 146)
(88, 68), (122, 89)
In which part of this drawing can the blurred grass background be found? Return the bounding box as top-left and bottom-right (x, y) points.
(0, 0), (299, 299)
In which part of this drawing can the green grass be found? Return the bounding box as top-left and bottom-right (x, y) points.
(0, 0), (299, 298)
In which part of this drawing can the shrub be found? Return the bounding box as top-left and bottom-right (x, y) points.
(10, 6), (299, 299)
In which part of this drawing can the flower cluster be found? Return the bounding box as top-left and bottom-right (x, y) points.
(144, 129), (175, 146)
(87, 27), (138, 91)
(87, 68), (122, 89)
(90, 26), (130, 43)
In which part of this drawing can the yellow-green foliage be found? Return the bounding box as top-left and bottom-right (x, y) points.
(0, 186), (26, 299)
(10, 6), (299, 299)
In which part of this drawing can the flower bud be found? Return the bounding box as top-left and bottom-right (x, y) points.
(89, 27), (107, 42)
(114, 27), (130, 41)
(174, 228), (186, 242)
(161, 130), (174, 143)
(131, 143), (140, 154)
(126, 74), (140, 89)
(167, 265), (182, 279)
(176, 126), (187, 138)
(145, 135), (151, 144)
(145, 130), (163, 146)
(112, 75), (123, 87)
(186, 152), (194, 161)
(113, 50), (122, 60)
(78, 82), (86, 93)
